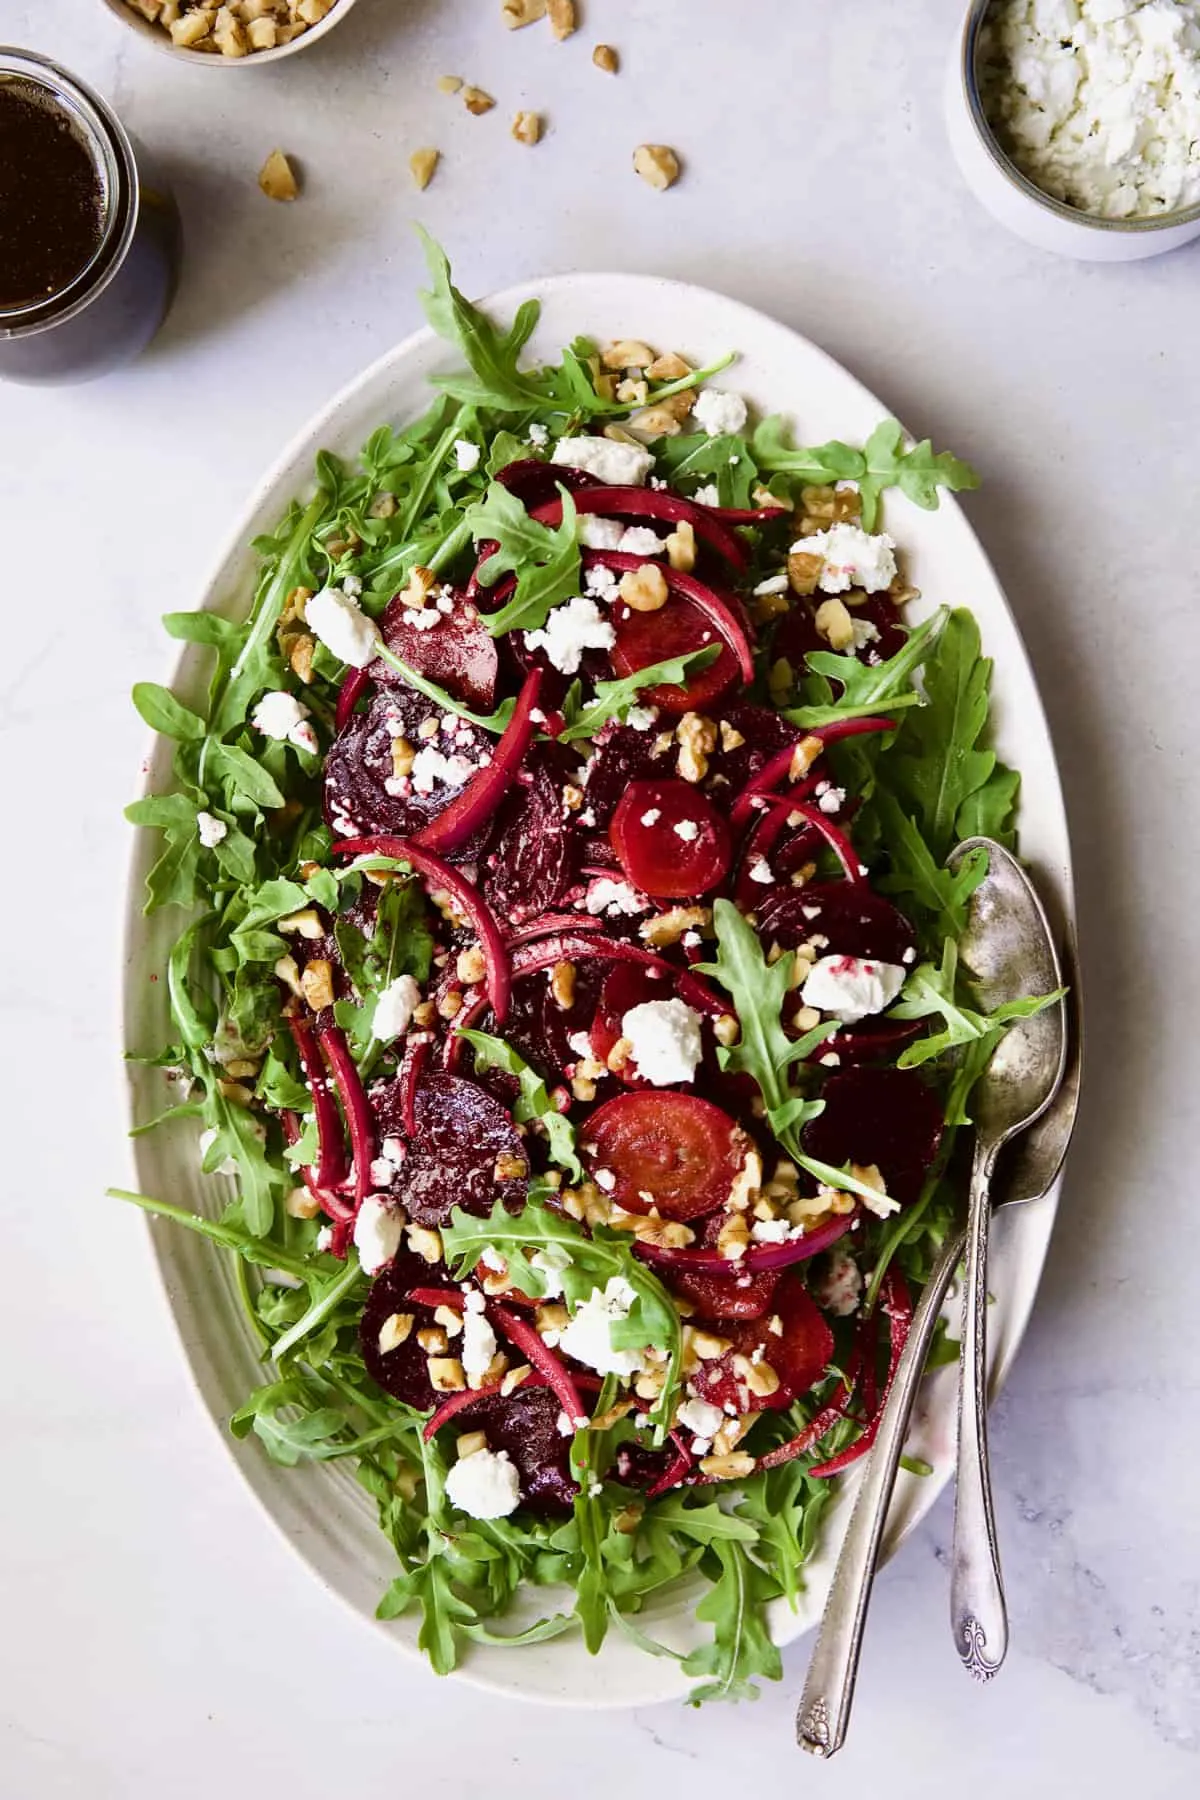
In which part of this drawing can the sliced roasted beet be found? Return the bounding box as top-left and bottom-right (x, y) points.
(370, 590), (498, 711)
(610, 779), (731, 900)
(360, 1252), (451, 1409)
(531, 487), (749, 571)
(756, 881), (916, 965)
(452, 1382), (578, 1512)
(322, 688), (494, 853)
(493, 458), (600, 509)
(582, 1090), (745, 1221)
(582, 724), (675, 829)
(396, 1073), (528, 1226)
(802, 1066), (943, 1206)
(484, 761), (575, 927)
(688, 1275), (834, 1414)
(813, 1017), (924, 1067)
(610, 595), (740, 715)
(668, 1263), (783, 1322)
(705, 701), (799, 798)
(615, 1440), (674, 1490)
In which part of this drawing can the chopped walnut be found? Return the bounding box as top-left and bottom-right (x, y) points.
(428, 1357), (467, 1393)
(615, 377), (649, 406)
(378, 1312), (415, 1354)
(713, 1012), (740, 1048)
(501, 0), (547, 25)
(409, 147), (440, 191)
(391, 736), (416, 782)
(462, 86), (496, 115)
(647, 351), (692, 381)
(399, 564), (436, 609)
(618, 563), (669, 613)
(717, 1212), (750, 1261)
(790, 734), (825, 779)
(676, 711), (717, 783)
(633, 144), (681, 191)
(734, 1354), (781, 1399)
(437, 989), (464, 1020)
(592, 42), (619, 73)
(512, 111), (543, 146)
(550, 960), (576, 1010)
(605, 1036), (633, 1073)
(602, 340), (655, 371)
(639, 904), (711, 948)
(456, 945), (486, 985)
(213, 6), (247, 55)
(787, 548), (824, 596)
(665, 519), (696, 573)
(258, 149), (299, 202)
(437, 74), (463, 93)
(457, 1430), (488, 1459)
(416, 1325), (449, 1355)
(412, 1000), (437, 1029)
(699, 1450), (757, 1479)
(408, 1224), (444, 1263)
(494, 1151), (528, 1182)
(286, 1186), (322, 1220)
(300, 959), (334, 1012)
(547, 0), (576, 40)
(719, 719), (746, 752)
(815, 596), (855, 651)
(288, 634), (316, 684)
(570, 1074), (597, 1103)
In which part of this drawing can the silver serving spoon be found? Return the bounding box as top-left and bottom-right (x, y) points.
(946, 837), (1067, 1681)
(796, 839), (1073, 1756)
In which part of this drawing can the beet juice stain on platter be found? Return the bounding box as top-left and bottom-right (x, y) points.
(0, 48), (181, 384)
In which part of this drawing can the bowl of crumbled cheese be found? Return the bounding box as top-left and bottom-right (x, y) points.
(101, 0), (361, 65)
(947, 0), (1200, 259)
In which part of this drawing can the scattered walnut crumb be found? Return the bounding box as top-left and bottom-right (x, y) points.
(462, 85), (496, 115)
(437, 74), (463, 93)
(633, 144), (680, 191)
(258, 149), (299, 202)
(547, 0), (576, 40)
(512, 111), (543, 146)
(593, 43), (619, 73)
(409, 147), (440, 191)
(501, 0), (547, 26)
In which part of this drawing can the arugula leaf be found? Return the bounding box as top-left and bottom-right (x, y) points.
(753, 416), (978, 531)
(649, 433), (761, 509)
(443, 1193), (682, 1434)
(132, 683), (206, 742)
(693, 900), (833, 1153)
(371, 641), (516, 734)
(557, 645), (721, 742)
(107, 1187), (316, 1279)
(455, 1029), (582, 1179)
(735, 1461), (834, 1609)
(683, 1540), (783, 1704)
(418, 228), (547, 413)
(786, 607), (946, 729)
(891, 938), (1065, 1072)
(465, 481), (580, 636)
(872, 792), (989, 944)
(332, 877), (434, 1054)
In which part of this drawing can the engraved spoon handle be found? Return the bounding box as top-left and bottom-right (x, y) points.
(950, 1134), (1008, 1680)
(797, 1229), (965, 1757)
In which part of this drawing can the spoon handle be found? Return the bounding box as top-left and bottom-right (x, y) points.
(950, 1135), (1008, 1681)
(796, 1229), (965, 1757)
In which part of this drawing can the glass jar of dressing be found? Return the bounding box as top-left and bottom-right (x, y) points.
(0, 48), (181, 384)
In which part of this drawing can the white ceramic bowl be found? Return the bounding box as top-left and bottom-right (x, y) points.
(99, 0), (360, 68)
(946, 0), (1200, 261)
(123, 270), (1077, 1707)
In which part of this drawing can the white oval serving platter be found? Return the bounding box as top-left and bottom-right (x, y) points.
(123, 272), (1075, 1708)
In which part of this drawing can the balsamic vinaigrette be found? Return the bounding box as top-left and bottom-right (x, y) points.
(0, 78), (105, 311)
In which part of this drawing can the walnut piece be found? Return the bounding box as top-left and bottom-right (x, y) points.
(633, 144), (680, 191)
(259, 149), (299, 202)
(511, 111), (543, 146)
(593, 43), (619, 73)
(547, 0), (576, 41)
(618, 562), (669, 613)
(462, 85), (496, 115)
(409, 147), (440, 191)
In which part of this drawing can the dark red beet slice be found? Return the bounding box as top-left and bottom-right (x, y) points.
(452, 1382), (578, 1512)
(322, 688), (494, 854)
(369, 590), (498, 710)
(668, 1263), (783, 1322)
(688, 1275), (834, 1414)
(615, 1440), (674, 1490)
(493, 458), (600, 509)
(610, 779), (731, 900)
(360, 1252), (452, 1409)
(802, 1066), (943, 1206)
(611, 596), (739, 715)
(705, 701), (799, 798)
(484, 762), (575, 927)
(582, 1091), (745, 1221)
(757, 881), (917, 965)
(396, 1073), (528, 1226)
(582, 724), (675, 829)
(773, 595), (907, 680)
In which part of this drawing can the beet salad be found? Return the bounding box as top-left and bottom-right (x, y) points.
(118, 238), (1052, 1702)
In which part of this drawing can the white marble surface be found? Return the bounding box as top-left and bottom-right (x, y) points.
(1, 0), (1198, 1791)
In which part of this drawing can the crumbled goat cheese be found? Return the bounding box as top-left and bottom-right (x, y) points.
(981, 0), (1200, 218)
(640, 807), (662, 826)
(304, 585), (380, 668)
(579, 515), (626, 551)
(445, 1445), (521, 1519)
(480, 1246), (507, 1273)
(461, 1301), (498, 1387)
(373, 973), (422, 1041)
(315, 1225), (334, 1253)
(453, 438), (481, 471)
(801, 954), (907, 1024)
(552, 435), (654, 486)
(677, 1396), (725, 1439)
(692, 387), (749, 438)
(585, 562), (620, 600)
(409, 744), (476, 795)
(528, 421), (549, 447)
(618, 525), (667, 557)
(252, 689), (315, 749)
(196, 811), (227, 848)
(353, 1196), (404, 1275)
(559, 1277), (645, 1378)
(750, 1218), (793, 1244)
(813, 1250), (863, 1318)
(626, 705), (657, 730)
(791, 522), (898, 594)
(753, 573), (790, 596)
(523, 596), (616, 674)
(693, 483), (721, 506)
(673, 818), (700, 842)
(529, 1244), (571, 1300)
(747, 855), (774, 884)
(586, 877), (646, 917)
(816, 784), (846, 815)
(621, 997), (704, 1086)
(850, 617), (880, 652)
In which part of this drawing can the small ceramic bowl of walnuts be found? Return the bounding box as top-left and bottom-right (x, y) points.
(101, 0), (361, 65)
